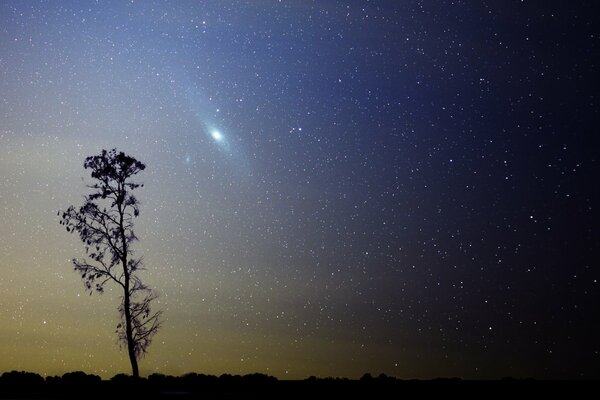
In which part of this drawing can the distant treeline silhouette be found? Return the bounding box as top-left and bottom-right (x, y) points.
(0, 370), (589, 399)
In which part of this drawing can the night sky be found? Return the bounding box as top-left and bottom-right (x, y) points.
(0, 0), (598, 380)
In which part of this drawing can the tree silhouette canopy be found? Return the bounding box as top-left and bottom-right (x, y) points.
(59, 149), (161, 378)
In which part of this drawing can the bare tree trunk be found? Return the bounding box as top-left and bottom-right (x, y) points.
(123, 278), (139, 378)
(118, 189), (139, 378)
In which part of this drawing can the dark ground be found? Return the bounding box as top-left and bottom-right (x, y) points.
(0, 371), (596, 399)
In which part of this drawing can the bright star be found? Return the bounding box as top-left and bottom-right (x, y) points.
(211, 130), (223, 142)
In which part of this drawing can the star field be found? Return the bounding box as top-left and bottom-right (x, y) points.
(0, 1), (598, 379)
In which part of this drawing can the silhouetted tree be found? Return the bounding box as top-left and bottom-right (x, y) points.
(0, 371), (44, 387)
(60, 149), (161, 378)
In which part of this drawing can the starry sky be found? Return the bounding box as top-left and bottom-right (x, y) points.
(0, 0), (598, 380)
